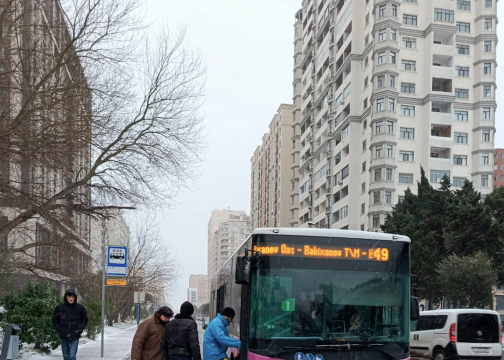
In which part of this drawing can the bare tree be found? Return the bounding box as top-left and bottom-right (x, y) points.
(0, 0), (205, 279)
(75, 217), (181, 325)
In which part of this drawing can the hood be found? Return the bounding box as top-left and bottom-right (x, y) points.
(64, 288), (78, 305)
(217, 313), (230, 327)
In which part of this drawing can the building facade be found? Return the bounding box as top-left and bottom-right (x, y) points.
(188, 274), (208, 307)
(494, 149), (504, 188)
(292, 0), (497, 230)
(207, 209), (251, 282)
(251, 104), (294, 229)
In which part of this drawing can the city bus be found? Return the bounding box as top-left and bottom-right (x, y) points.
(209, 228), (419, 360)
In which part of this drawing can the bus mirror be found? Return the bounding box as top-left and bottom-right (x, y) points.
(235, 255), (250, 285)
(410, 296), (420, 320)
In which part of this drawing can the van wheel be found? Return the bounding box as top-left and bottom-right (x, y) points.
(434, 349), (447, 360)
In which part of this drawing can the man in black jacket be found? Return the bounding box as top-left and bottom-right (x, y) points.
(161, 301), (201, 360)
(52, 289), (88, 360)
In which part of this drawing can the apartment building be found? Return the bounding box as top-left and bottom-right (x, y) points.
(251, 104), (294, 228)
(188, 274), (208, 307)
(292, 0), (497, 230)
(494, 149), (504, 188)
(207, 209), (252, 281)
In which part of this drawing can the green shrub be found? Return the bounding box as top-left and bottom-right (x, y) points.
(0, 283), (61, 352)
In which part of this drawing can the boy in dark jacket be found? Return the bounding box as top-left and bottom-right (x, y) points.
(52, 289), (88, 360)
(161, 301), (201, 360)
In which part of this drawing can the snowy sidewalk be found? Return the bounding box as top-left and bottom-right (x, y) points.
(20, 323), (137, 360)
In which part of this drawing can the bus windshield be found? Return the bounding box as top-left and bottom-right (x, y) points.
(248, 235), (410, 356)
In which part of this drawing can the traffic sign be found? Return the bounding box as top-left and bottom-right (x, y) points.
(107, 246), (127, 276)
(106, 278), (127, 286)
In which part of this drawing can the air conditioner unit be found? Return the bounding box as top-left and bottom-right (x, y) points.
(326, 206), (332, 213)
(338, 180), (343, 185)
(328, 131), (333, 138)
(326, 170), (332, 176)
(327, 150), (332, 157)
(309, 184), (313, 191)
(326, 188), (331, 194)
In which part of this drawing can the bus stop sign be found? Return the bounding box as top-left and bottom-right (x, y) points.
(107, 246), (127, 276)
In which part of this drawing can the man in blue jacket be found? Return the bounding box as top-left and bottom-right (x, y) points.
(203, 308), (241, 360)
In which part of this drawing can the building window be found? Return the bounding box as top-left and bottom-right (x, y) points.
(377, 75), (385, 88)
(362, 161), (367, 172)
(399, 173), (413, 184)
(378, 51), (386, 65)
(430, 170), (450, 183)
(456, 66), (469, 77)
(404, 0), (418, 2)
(376, 98), (385, 111)
(454, 110), (468, 121)
(375, 121), (383, 134)
(361, 203), (366, 214)
(385, 191), (392, 204)
(386, 120), (394, 133)
(400, 127), (415, 139)
(482, 130), (491, 142)
(361, 224), (365, 231)
(402, 60), (416, 71)
(403, 14), (417, 25)
(455, 88), (469, 99)
(379, 4), (386, 18)
(386, 168), (393, 181)
(481, 175), (489, 187)
(482, 107), (491, 120)
(434, 8), (454, 22)
(390, 28), (397, 41)
(372, 215), (380, 228)
(386, 144), (394, 158)
(378, 29), (387, 41)
(365, 13), (370, 25)
(457, 22), (471, 32)
(484, 41), (492, 52)
(401, 83), (415, 93)
(365, 57), (369, 67)
(454, 132), (468, 144)
(483, 85), (491, 97)
(388, 99), (395, 111)
(453, 177), (466, 187)
(390, 51), (396, 64)
(457, 1), (471, 10)
(453, 155), (467, 165)
(374, 169), (382, 181)
(402, 37), (417, 48)
(456, 44), (470, 55)
(392, 5), (397, 17)
(400, 105), (415, 116)
(485, 0), (492, 8)
(375, 145), (383, 158)
(483, 63), (492, 75)
(363, 140), (367, 152)
(362, 183), (366, 194)
(481, 153), (490, 165)
(363, 98), (368, 109)
(399, 151), (414, 162)
(373, 191), (381, 204)
(389, 75), (395, 88)
(484, 19), (492, 30)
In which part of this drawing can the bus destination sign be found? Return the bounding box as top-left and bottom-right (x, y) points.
(253, 244), (389, 262)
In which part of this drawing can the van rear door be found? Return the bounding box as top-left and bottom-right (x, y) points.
(456, 313), (502, 357)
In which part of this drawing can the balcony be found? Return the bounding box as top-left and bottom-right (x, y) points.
(430, 125), (452, 147)
(432, 78), (452, 93)
(430, 147), (451, 162)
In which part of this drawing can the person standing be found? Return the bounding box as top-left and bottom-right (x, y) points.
(131, 306), (174, 360)
(203, 307), (241, 360)
(161, 301), (201, 360)
(52, 289), (88, 360)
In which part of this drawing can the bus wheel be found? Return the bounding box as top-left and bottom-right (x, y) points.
(434, 349), (447, 360)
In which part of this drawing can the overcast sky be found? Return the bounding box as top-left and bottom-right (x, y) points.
(141, 1), (504, 310)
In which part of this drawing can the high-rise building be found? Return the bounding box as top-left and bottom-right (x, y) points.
(292, 0), (497, 230)
(494, 149), (504, 188)
(188, 274), (208, 307)
(251, 104), (294, 229)
(207, 210), (252, 281)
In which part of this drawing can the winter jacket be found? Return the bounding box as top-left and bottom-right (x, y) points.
(161, 313), (201, 360)
(203, 314), (241, 360)
(52, 289), (88, 340)
(131, 311), (167, 360)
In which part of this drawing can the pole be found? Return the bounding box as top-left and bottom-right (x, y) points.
(101, 218), (106, 358)
(137, 292), (140, 325)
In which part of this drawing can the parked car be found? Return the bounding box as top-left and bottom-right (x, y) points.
(410, 309), (503, 360)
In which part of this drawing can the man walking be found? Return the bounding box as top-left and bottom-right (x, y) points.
(52, 289), (88, 360)
(203, 307), (241, 360)
(131, 306), (174, 360)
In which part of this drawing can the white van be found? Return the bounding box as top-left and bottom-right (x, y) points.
(410, 309), (502, 360)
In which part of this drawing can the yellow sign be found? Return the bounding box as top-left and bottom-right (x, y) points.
(253, 244), (389, 262)
(106, 278), (127, 286)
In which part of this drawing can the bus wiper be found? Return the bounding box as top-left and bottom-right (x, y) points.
(265, 346), (314, 357)
(315, 343), (396, 359)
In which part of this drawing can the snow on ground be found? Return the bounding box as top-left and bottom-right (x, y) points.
(18, 321), (138, 360)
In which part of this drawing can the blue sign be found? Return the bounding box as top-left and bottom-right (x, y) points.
(305, 354), (314, 360)
(107, 246), (128, 276)
(294, 353), (304, 360)
(315, 355), (324, 360)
